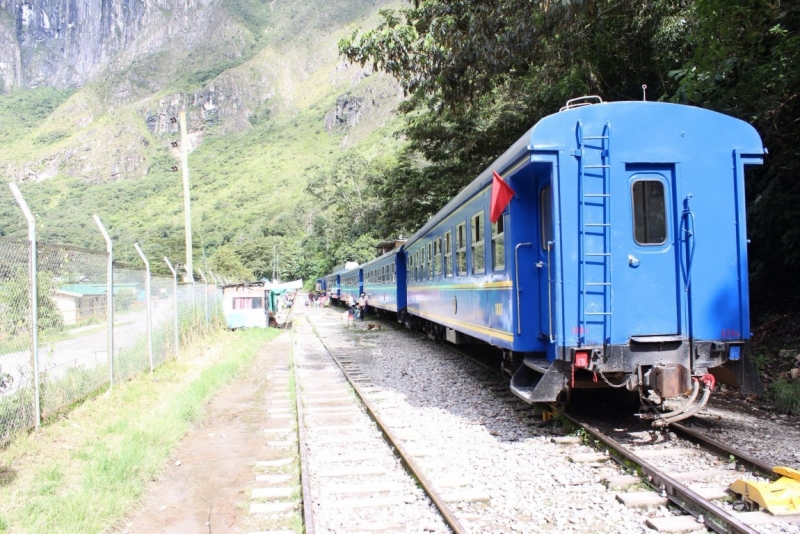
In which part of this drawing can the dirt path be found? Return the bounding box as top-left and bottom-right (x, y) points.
(122, 332), (295, 533)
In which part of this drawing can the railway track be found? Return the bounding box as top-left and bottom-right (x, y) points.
(441, 339), (800, 533)
(290, 304), (459, 533)
(300, 307), (663, 532)
(563, 413), (800, 534)
(292, 305), (799, 533)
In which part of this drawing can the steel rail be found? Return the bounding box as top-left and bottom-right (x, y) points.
(305, 313), (467, 534)
(670, 422), (776, 479)
(563, 413), (759, 534)
(289, 307), (315, 534)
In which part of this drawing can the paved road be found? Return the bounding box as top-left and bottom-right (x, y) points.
(0, 299), (175, 397)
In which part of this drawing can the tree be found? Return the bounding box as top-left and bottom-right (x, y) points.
(339, 0), (695, 231)
(672, 0), (800, 308)
(207, 246), (253, 282)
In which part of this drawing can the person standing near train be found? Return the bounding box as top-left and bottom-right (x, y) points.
(358, 293), (368, 321)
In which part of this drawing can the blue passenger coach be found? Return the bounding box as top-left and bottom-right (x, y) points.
(324, 272), (340, 302)
(404, 99), (765, 420)
(339, 264), (363, 305)
(362, 248), (407, 316)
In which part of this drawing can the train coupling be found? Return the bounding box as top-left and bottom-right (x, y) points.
(639, 371), (716, 428)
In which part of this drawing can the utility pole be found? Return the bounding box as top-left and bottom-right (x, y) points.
(179, 110), (193, 281)
(272, 244), (277, 282)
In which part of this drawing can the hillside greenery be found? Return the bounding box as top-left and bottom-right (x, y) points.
(0, 0), (401, 282)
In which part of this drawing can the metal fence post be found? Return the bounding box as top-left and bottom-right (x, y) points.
(9, 183), (40, 428)
(164, 258), (179, 357)
(134, 243), (153, 373)
(93, 215), (114, 390)
(197, 268), (209, 328)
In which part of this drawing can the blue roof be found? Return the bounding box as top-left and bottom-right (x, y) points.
(404, 101), (764, 249)
(362, 248), (399, 269)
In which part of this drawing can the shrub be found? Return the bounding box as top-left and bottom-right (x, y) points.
(769, 378), (800, 416)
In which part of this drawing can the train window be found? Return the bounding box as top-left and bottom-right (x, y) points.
(433, 238), (442, 276)
(444, 231), (453, 277)
(407, 256), (412, 283)
(427, 242), (433, 280)
(492, 216), (505, 270)
(392, 263), (396, 282)
(416, 249), (421, 281)
(540, 185), (553, 250)
(632, 180), (667, 245)
(471, 212), (485, 274)
(456, 223), (467, 275)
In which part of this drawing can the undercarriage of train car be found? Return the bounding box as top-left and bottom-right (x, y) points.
(506, 337), (764, 427)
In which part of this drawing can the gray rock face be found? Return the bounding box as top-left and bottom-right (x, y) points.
(325, 94), (365, 132)
(1, 0), (220, 89)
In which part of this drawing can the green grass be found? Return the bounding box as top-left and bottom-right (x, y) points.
(3, 327), (281, 533)
(769, 378), (800, 416)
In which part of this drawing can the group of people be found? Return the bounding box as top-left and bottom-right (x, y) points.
(305, 290), (368, 322)
(306, 292), (328, 307)
(347, 292), (368, 321)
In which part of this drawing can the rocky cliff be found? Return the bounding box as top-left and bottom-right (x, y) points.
(0, 0), (225, 90)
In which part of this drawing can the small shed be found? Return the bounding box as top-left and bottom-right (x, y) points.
(222, 282), (268, 329)
(53, 283), (143, 326)
(54, 285), (108, 326)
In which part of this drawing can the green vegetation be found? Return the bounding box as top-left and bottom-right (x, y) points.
(769, 378), (800, 416)
(0, 88), (74, 145)
(0, 328), (279, 533)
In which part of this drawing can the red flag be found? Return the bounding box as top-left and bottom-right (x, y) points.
(490, 170), (515, 223)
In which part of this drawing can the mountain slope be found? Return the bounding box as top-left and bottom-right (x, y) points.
(0, 0), (404, 278)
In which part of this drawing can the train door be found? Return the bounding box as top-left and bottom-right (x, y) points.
(538, 181), (555, 342)
(617, 167), (681, 337)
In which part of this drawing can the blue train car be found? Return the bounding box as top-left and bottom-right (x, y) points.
(339, 265), (363, 305)
(405, 99), (765, 422)
(363, 248), (407, 317)
(324, 272), (340, 302)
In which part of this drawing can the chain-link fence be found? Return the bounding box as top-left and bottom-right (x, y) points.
(36, 244), (110, 417)
(151, 275), (177, 369)
(0, 238), (36, 442)
(113, 263), (149, 383)
(0, 233), (224, 444)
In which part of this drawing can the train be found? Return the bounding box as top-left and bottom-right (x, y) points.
(321, 98), (766, 425)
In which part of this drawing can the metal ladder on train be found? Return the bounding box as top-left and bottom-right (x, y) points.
(575, 121), (612, 346)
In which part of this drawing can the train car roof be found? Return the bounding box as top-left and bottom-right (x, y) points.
(340, 265), (361, 276)
(404, 101), (764, 249)
(362, 248), (400, 269)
